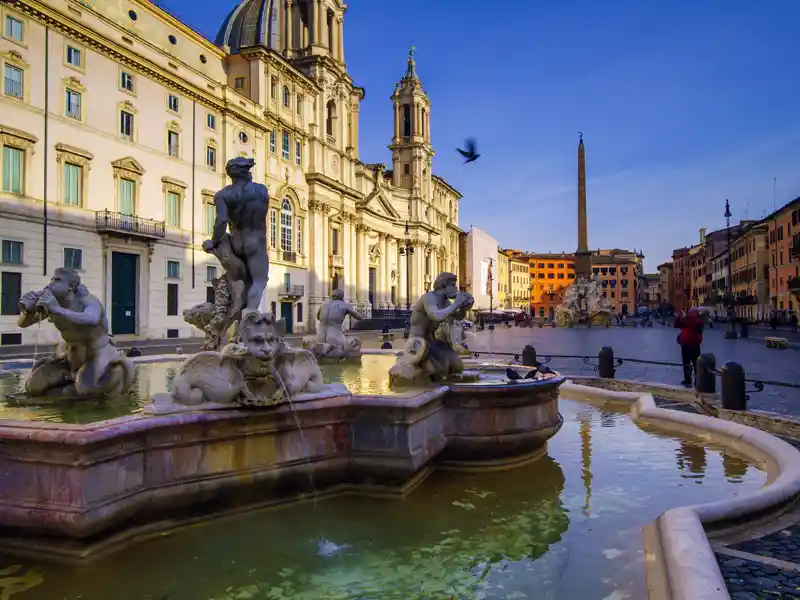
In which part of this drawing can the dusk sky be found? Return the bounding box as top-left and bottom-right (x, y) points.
(164, 0), (800, 269)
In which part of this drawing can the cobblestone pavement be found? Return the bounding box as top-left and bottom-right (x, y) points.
(716, 554), (800, 599)
(464, 324), (800, 417)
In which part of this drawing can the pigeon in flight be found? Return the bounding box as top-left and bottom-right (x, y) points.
(457, 139), (480, 163)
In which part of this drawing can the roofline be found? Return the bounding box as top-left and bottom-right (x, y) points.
(139, 0), (225, 56)
(757, 195), (800, 224)
(431, 174), (462, 198)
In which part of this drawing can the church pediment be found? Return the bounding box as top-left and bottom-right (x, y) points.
(360, 190), (400, 221)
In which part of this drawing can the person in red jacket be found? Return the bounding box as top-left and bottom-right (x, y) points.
(675, 308), (704, 386)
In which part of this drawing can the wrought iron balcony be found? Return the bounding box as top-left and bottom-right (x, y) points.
(329, 254), (344, 268)
(278, 284), (305, 298)
(95, 210), (165, 239)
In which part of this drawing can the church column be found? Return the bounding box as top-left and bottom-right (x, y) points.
(308, 0), (316, 45)
(308, 201), (323, 332)
(393, 102), (400, 141)
(316, 0), (325, 49)
(321, 204), (330, 297)
(330, 14), (338, 60)
(355, 224), (365, 304)
(337, 16), (344, 63)
(381, 233), (390, 308)
(341, 213), (352, 302)
(350, 104), (360, 159)
(284, 1), (293, 56)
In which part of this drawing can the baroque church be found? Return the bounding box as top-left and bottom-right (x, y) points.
(0, 0), (462, 344)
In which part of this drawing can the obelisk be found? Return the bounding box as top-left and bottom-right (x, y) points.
(574, 132), (592, 279)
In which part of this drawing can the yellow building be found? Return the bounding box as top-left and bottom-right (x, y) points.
(731, 223), (769, 321)
(496, 249), (509, 309)
(509, 254), (530, 310)
(0, 0), (461, 345)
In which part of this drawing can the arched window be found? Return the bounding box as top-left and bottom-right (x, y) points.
(280, 198), (293, 253)
(421, 108), (427, 138)
(282, 86), (290, 108)
(326, 100), (337, 138)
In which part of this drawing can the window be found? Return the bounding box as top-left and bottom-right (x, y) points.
(270, 77), (277, 99)
(207, 113), (216, 129)
(168, 131), (179, 157)
(204, 198), (215, 234)
(4, 64), (22, 99)
(2, 146), (23, 194)
(63, 247), (82, 270)
(269, 208), (277, 248)
(120, 71), (134, 92)
(1, 240), (22, 265)
(297, 302), (303, 323)
(206, 285), (215, 303)
(281, 130), (290, 160)
(403, 164), (409, 175)
(297, 217), (303, 254)
(206, 266), (217, 282)
(167, 94), (179, 112)
(66, 46), (82, 68)
(234, 76), (245, 90)
(166, 283), (179, 316)
(332, 229), (339, 255)
(295, 139), (301, 166)
(119, 178), (135, 215)
(282, 86), (290, 108)
(280, 199), (293, 253)
(269, 130), (276, 153)
(326, 101), (336, 137)
(166, 260), (180, 279)
(0, 271), (21, 316)
(297, 94), (303, 115)
(402, 104), (411, 137)
(238, 131), (248, 144)
(283, 273), (291, 290)
(120, 111), (134, 138)
(65, 89), (81, 119)
(4, 15), (23, 42)
(63, 163), (82, 206)
(206, 146), (216, 169)
(165, 191), (181, 227)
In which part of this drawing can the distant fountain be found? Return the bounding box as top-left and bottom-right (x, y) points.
(554, 277), (613, 327)
(302, 289), (363, 361)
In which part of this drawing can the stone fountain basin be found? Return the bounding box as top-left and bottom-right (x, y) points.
(0, 373), (564, 560)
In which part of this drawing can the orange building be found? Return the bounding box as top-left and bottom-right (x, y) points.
(764, 197), (800, 317)
(590, 256), (638, 315)
(527, 253), (575, 319)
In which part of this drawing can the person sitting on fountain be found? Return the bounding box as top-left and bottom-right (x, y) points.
(17, 268), (134, 397)
(391, 272), (474, 383)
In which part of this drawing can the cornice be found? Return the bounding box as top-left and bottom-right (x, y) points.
(305, 172), (361, 201)
(11, 0), (267, 132)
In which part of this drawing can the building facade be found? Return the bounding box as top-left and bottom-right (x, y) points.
(496, 248), (509, 309)
(640, 274), (660, 311)
(765, 198), (800, 316)
(590, 255), (638, 315)
(657, 262), (674, 312)
(464, 226), (498, 311)
(526, 253), (575, 319)
(508, 254), (530, 311)
(730, 222), (769, 321)
(0, 0), (461, 345)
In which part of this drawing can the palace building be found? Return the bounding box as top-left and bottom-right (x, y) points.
(0, 0), (462, 345)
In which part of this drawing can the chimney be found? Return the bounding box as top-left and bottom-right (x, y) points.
(699, 228), (707, 243)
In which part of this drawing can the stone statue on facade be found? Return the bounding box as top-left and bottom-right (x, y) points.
(555, 277), (613, 326)
(302, 289), (363, 360)
(150, 309), (327, 414)
(389, 272), (474, 386)
(184, 157), (268, 349)
(16, 268), (134, 398)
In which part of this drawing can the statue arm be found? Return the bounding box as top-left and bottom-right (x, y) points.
(50, 296), (103, 327)
(422, 297), (463, 324)
(209, 194), (229, 247)
(346, 307), (362, 320)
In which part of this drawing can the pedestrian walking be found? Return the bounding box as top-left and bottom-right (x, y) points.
(675, 308), (704, 387)
(791, 313), (798, 334)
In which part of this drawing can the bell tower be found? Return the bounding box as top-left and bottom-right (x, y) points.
(389, 48), (434, 218)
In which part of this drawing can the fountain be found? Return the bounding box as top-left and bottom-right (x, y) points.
(554, 276), (614, 326)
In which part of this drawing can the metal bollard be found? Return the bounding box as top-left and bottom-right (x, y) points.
(521, 345), (537, 367)
(739, 320), (749, 339)
(695, 353), (716, 394)
(127, 346), (142, 358)
(598, 346), (615, 379)
(720, 362), (746, 410)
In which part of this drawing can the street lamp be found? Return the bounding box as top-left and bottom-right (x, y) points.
(724, 199), (738, 339)
(398, 221), (414, 312)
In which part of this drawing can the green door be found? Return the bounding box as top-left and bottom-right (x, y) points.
(280, 301), (293, 334)
(111, 252), (138, 335)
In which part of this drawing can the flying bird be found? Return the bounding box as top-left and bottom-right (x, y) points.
(457, 139), (480, 163)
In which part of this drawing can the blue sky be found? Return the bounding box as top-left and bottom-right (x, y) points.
(166, 0), (800, 269)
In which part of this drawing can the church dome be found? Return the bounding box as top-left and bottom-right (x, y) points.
(215, 0), (280, 54)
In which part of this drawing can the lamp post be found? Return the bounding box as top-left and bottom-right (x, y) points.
(724, 199), (738, 339)
(398, 221), (414, 311)
(485, 257), (495, 330)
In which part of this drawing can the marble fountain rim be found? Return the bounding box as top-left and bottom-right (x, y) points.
(559, 380), (800, 600)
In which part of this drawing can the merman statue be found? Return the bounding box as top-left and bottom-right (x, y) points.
(304, 289), (363, 359)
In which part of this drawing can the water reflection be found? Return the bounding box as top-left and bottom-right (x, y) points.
(723, 453), (750, 482)
(676, 441), (707, 481)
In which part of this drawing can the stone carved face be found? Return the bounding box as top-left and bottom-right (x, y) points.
(238, 312), (283, 362)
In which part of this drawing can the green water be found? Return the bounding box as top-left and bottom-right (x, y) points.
(1, 398), (764, 600)
(0, 355), (400, 423)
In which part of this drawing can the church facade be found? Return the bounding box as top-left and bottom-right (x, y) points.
(0, 0), (462, 344)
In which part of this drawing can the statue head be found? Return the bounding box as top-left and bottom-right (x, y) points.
(331, 289), (345, 301)
(49, 268), (81, 300)
(433, 272), (459, 299)
(226, 157), (255, 182)
(237, 311), (284, 361)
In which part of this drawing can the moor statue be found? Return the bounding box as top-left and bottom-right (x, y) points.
(304, 289), (362, 359)
(17, 268), (134, 397)
(202, 157), (269, 314)
(389, 272), (474, 386)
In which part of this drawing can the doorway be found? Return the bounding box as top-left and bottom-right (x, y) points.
(368, 267), (376, 306)
(111, 252), (138, 335)
(280, 301), (294, 334)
